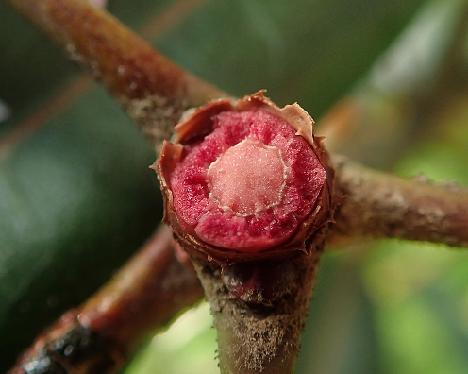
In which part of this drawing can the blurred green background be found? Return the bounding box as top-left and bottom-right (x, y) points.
(1, 0), (467, 373)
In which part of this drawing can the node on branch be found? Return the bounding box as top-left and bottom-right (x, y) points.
(154, 91), (333, 263)
(152, 92), (334, 374)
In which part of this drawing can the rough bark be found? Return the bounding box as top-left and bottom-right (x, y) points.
(192, 250), (322, 374)
(8, 0), (223, 144)
(333, 156), (468, 247)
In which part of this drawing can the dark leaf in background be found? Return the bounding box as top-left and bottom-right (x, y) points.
(0, 88), (162, 371)
(157, 0), (424, 116)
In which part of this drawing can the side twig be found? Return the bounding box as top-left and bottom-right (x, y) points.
(333, 156), (468, 247)
(8, 0), (223, 144)
(9, 226), (203, 374)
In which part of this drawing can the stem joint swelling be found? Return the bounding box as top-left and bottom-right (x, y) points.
(154, 92), (335, 373)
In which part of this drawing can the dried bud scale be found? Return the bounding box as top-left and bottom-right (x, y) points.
(154, 91), (333, 263)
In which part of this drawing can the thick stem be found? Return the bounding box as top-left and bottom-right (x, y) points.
(193, 250), (322, 374)
(333, 156), (468, 247)
(156, 93), (333, 373)
(9, 226), (203, 374)
(8, 0), (223, 143)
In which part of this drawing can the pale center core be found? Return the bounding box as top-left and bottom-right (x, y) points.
(207, 138), (287, 216)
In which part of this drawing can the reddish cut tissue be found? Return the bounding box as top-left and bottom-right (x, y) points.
(156, 92), (329, 258)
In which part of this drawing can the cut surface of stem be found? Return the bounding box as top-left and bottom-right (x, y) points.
(156, 92), (332, 262)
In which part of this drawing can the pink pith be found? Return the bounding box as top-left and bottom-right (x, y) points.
(169, 108), (326, 251)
